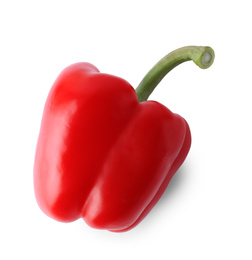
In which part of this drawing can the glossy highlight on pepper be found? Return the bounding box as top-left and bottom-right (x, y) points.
(34, 46), (214, 232)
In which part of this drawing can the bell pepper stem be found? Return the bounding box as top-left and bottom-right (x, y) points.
(135, 46), (215, 102)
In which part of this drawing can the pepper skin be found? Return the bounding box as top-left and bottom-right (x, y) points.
(34, 46), (214, 232)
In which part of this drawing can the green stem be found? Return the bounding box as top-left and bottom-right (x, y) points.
(135, 46), (215, 102)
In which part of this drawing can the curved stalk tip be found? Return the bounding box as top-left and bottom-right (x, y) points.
(194, 47), (215, 69)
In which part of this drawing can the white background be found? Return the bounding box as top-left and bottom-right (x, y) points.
(1, 0), (251, 259)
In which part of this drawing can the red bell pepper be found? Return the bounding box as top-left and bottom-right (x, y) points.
(34, 46), (214, 232)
